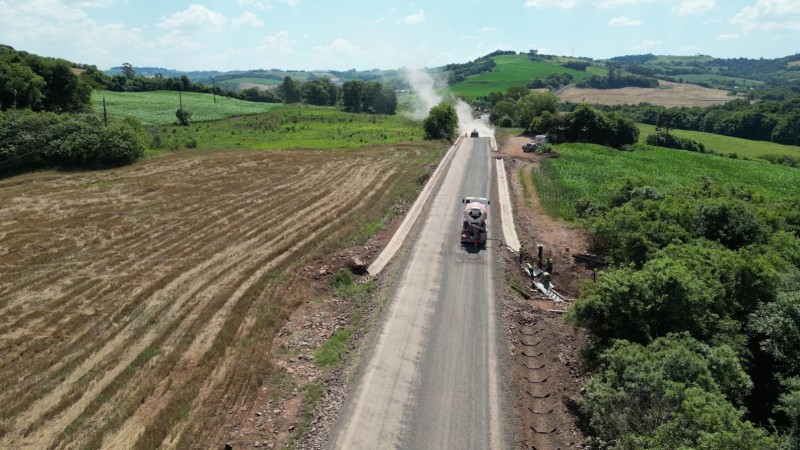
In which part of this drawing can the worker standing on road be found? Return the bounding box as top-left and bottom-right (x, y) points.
(546, 256), (553, 274)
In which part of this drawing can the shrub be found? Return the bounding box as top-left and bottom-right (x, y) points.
(646, 130), (705, 152)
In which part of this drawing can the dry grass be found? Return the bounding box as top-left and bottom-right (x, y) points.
(0, 144), (437, 449)
(557, 80), (736, 107)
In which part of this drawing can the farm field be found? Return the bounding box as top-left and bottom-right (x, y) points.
(557, 80), (735, 107)
(660, 73), (763, 90)
(91, 90), (278, 126)
(149, 104), (425, 152)
(450, 54), (598, 99)
(0, 142), (440, 449)
(529, 143), (800, 220)
(637, 123), (800, 160)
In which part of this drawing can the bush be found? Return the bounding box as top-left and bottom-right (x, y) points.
(175, 107), (191, 126)
(0, 109), (145, 174)
(646, 130), (705, 152)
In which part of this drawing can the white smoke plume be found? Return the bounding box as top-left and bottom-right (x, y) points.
(402, 68), (495, 138)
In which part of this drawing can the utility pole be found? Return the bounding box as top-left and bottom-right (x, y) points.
(212, 77), (217, 104)
(102, 96), (108, 126)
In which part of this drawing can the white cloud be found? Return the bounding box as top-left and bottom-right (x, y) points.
(237, 0), (270, 10)
(717, 33), (745, 41)
(594, 0), (654, 8)
(0, 0), (145, 64)
(633, 38), (661, 50)
(672, 0), (716, 16)
(276, 0), (298, 5)
(72, 0), (115, 7)
(157, 4), (227, 32)
(678, 45), (703, 53)
(730, 0), (800, 32)
(403, 10), (426, 25)
(257, 30), (295, 54)
(525, 0), (577, 8)
(608, 16), (644, 26)
(313, 38), (366, 59)
(232, 12), (263, 28)
(481, 27), (495, 33)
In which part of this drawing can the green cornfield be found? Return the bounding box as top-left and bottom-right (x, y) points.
(530, 143), (800, 220)
(92, 90), (278, 126)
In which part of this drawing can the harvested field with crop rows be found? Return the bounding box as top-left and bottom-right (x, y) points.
(0, 144), (438, 449)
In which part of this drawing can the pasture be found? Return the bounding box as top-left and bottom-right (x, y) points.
(637, 123), (800, 160)
(529, 143), (800, 220)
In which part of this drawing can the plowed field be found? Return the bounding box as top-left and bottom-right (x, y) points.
(0, 145), (436, 449)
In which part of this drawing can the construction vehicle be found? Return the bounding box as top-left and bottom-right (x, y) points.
(461, 197), (489, 246)
(470, 129), (479, 138)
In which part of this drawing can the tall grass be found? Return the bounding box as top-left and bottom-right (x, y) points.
(146, 104), (425, 153)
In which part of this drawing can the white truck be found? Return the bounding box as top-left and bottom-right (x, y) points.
(460, 197), (489, 247)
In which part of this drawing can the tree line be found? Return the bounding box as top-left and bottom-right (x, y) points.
(594, 94), (800, 146)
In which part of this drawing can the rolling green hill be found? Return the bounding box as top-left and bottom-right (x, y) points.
(449, 54), (600, 99)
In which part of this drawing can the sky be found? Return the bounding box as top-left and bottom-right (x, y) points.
(1, 0), (799, 72)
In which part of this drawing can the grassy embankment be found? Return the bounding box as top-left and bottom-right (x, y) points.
(529, 143), (800, 221)
(450, 54), (601, 100)
(637, 123), (800, 160)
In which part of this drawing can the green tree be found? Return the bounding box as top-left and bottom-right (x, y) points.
(302, 78), (333, 106)
(772, 112), (800, 146)
(121, 62), (135, 79)
(515, 90), (558, 133)
(342, 80), (366, 112)
(583, 334), (778, 450)
(749, 292), (800, 372)
(423, 102), (457, 140)
(0, 60), (44, 110)
(277, 76), (301, 104)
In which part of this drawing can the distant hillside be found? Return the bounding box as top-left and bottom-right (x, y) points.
(609, 53), (800, 89)
(104, 66), (406, 91)
(447, 53), (603, 100)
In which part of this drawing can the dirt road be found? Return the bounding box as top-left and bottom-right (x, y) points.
(332, 137), (508, 449)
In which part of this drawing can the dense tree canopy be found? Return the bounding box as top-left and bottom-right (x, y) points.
(423, 102), (457, 141)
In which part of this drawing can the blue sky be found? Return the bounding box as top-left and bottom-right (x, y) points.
(1, 0), (799, 72)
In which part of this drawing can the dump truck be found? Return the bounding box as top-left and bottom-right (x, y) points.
(461, 196), (489, 246)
